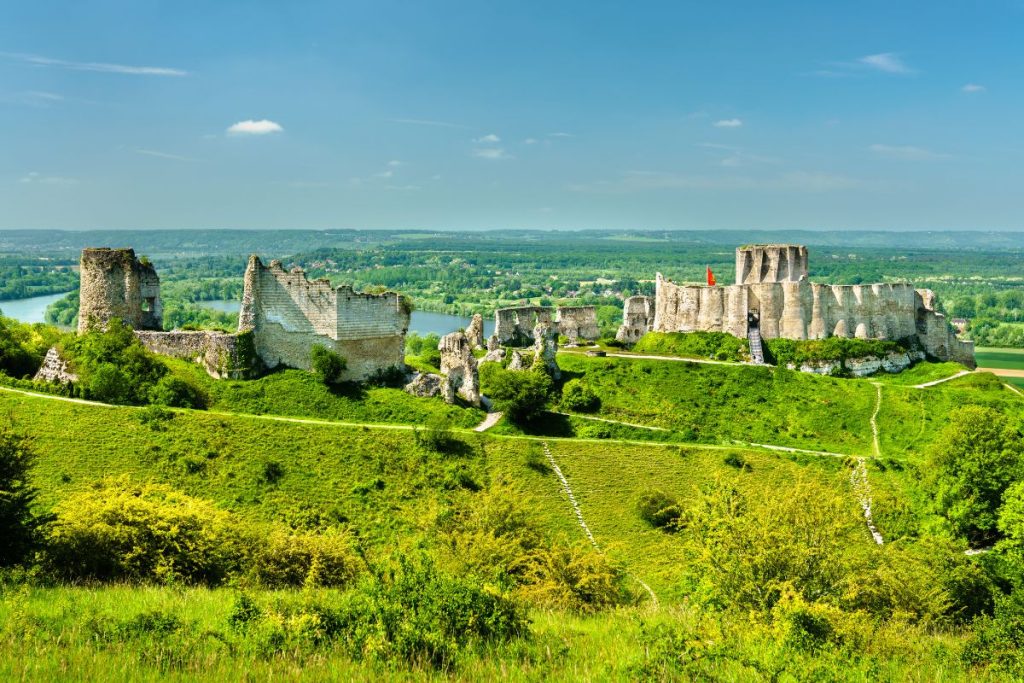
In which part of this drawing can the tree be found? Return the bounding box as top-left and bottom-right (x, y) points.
(0, 427), (43, 566)
(561, 379), (600, 412)
(926, 406), (1024, 545)
(310, 345), (347, 385)
(485, 368), (552, 424)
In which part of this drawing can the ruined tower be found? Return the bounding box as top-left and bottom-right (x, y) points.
(77, 248), (162, 333)
(735, 244), (808, 285)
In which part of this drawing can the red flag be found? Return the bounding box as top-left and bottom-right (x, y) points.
(706, 266), (716, 286)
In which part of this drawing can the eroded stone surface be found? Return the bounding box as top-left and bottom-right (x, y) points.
(404, 371), (444, 398)
(33, 347), (77, 384)
(616, 296), (654, 343)
(466, 314), (485, 349)
(438, 331), (481, 406)
(531, 322), (560, 379)
(556, 306), (599, 344)
(78, 248), (162, 333)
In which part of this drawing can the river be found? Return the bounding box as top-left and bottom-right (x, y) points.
(0, 293), (495, 338)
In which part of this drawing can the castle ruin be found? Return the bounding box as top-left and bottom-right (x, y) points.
(492, 304), (600, 346)
(71, 249), (410, 382)
(78, 248), (162, 333)
(619, 244), (975, 366)
(238, 255), (409, 381)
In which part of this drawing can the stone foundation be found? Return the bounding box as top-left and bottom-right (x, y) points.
(135, 330), (257, 379)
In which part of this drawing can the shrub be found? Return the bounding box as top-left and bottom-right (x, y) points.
(561, 379), (600, 412)
(310, 345), (347, 385)
(481, 366), (552, 424)
(234, 556), (527, 668)
(44, 479), (245, 584)
(149, 375), (207, 409)
(0, 427), (44, 566)
(63, 321), (167, 404)
(415, 415), (463, 454)
(633, 331), (747, 362)
(261, 460), (285, 485)
(248, 530), (359, 588)
(636, 489), (682, 530)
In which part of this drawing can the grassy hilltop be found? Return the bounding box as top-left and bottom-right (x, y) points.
(2, 318), (1024, 680)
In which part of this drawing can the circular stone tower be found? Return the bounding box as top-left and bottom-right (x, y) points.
(77, 248), (162, 333)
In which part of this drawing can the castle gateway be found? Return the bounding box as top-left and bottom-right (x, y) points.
(619, 244), (975, 367)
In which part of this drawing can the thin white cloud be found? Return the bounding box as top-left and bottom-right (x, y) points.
(962, 83), (986, 93)
(18, 171), (78, 185)
(523, 138), (539, 145)
(0, 90), (64, 107)
(548, 132), (574, 138)
(388, 117), (470, 129)
(713, 118), (743, 128)
(134, 148), (198, 162)
(472, 147), (512, 160)
(869, 144), (950, 161)
(2, 52), (187, 76)
(856, 52), (915, 75)
(568, 169), (859, 193)
(387, 160), (404, 167)
(372, 170), (394, 179)
(227, 119), (283, 135)
(474, 133), (501, 143)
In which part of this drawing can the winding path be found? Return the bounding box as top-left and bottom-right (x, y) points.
(851, 458), (884, 545)
(913, 370), (972, 389)
(870, 383), (882, 458)
(473, 411), (503, 432)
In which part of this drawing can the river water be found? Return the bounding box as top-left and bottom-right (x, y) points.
(0, 293), (495, 338)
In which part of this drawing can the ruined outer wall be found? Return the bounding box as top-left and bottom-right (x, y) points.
(135, 330), (255, 379)
(916, 289), (976, 367)
(494, 306), (554, 345)
(239, 256), (409, 379)
(78, 248), (162, 333)
(556, 306), (600, 342)
(654, 275), (921, 341)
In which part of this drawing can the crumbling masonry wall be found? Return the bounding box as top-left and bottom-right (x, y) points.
(556, 306), (600, 343)
(78, 248), (162, 333)
(616, 296), (655, 343)
(135, 330), (255, 380)
(494, 306), (554, 345)
(438, 331), (481, 405)
(238, 255), (409, 380)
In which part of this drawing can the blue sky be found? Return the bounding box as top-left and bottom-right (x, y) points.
(2, 1), (1022, 231)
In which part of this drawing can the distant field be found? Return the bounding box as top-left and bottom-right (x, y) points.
(975, 346), (1024, 370)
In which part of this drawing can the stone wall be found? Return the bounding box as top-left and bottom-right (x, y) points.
(645, 244), (976, 366)
(238, 255), (409, 380)
(78, 248), (162, 333)
(493, 306), (554, 345)
(735, 244), (808, 285)
(616, 295), (655, 343)
(135, 330), (256, 379)
(556, 306), (600, 343)
(33, 347), (78, 384)
(438, 331), (481, 405)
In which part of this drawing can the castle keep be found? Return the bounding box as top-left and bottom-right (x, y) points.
(618, 244), (975, 366)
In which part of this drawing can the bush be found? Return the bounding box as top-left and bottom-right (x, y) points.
(0, 427), (44, 566)
(633, 331), (747, 362)
(63, 321), (167, 405)
(44, 479), (245, 584)
(149, 375), (207, 409)
(248, 530), (359, 588)
(310, 345), (346, 385)
(636, 489), (682, 530)
(560, 379), (600, 412)
(415, 415), (463, 454)
(481, 366), (552, 424)
(234, 556), (527, 668)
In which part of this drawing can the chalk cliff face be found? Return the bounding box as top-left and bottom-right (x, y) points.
(649, 244), (975, 367)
